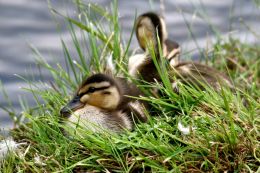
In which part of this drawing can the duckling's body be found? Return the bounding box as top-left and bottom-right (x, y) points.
(60, 73), (147, 133)
(66, 104), (132, 133)
(129, 12), (232, 91)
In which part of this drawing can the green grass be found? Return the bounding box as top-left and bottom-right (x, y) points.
(1, 1), (260, 172)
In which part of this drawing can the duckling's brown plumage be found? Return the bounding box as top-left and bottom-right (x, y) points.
(60, 73), (147, 133)
(170, 61), (233, 90)
(130, 12), (233, 91)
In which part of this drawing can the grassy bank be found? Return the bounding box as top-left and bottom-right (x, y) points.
(1, 1), (259, 172)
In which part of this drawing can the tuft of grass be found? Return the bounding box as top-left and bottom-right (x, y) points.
(1, 1), (259, 172)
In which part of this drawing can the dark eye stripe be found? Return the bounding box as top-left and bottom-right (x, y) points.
(78, 86), (110, 96)
(91, 86), (110, 92)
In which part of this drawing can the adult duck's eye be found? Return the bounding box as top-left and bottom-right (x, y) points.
(87, 87), (96, 93)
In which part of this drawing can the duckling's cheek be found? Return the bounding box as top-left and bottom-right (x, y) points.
(101, 87), (120, 110)
(85, 94), (104, 108)
(138, 28), (154, 49)
(80, 95), (90, 103)
(138, 34), (147, 50)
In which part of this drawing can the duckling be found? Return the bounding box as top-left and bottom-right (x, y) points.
(129, 12), (181, 82)
(170, 61), (233, 90)
(129, 12), (233, 91)
(60, 73), (147, 133)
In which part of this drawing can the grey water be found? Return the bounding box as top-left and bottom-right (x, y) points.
(0, 0), (259, 134)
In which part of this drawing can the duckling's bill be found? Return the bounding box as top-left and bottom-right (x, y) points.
(60, 95), (84, 118)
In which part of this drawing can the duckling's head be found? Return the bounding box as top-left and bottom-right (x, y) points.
(136, 12), (167, 51)
(60, 74), (122, 117)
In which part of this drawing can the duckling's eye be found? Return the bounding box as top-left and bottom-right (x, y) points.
(87, 87), (96, 93)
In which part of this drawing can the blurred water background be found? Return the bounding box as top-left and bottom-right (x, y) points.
(0, 0), (259, 134)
